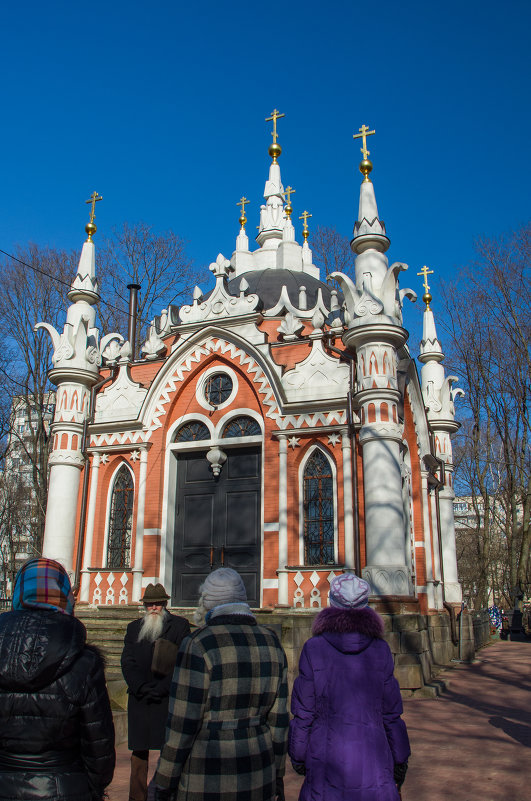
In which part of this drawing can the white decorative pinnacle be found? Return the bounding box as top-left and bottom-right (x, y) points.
(419, 302), (464, 424)
(257, 159), (285, 246)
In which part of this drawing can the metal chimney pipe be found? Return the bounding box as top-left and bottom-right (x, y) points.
(127, 283), (141, 360)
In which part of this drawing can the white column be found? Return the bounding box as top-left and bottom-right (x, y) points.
(420, 471), (436, 609)
(429, 492), (444, 609)
(42, 463), (83, 573)
(80, 453), (101, 603)
(341, 428), (355, 570)
(277, 436), (289, 605)
(439, 484), (462, 603)
(361, 433), (408, 593)
(132, 450), (148, 602)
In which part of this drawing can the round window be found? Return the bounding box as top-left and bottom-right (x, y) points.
(204, 373), (233, 407)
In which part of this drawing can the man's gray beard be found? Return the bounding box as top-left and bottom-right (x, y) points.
(138, 608), (167, 643)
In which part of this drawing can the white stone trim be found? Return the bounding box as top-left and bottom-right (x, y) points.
(80, 452), (101, 602)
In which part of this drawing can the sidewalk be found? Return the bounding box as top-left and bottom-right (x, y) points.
(109, 641), (530, 801)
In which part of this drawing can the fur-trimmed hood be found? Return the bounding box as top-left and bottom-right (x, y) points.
(311, 606), (384, 655)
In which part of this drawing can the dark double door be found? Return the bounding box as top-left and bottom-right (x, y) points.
(173, 446), (261, 607)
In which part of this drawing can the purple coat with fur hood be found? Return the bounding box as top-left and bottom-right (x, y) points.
(289, 606), (410, 801)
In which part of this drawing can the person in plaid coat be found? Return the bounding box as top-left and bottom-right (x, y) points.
(154, 568), (288, 801)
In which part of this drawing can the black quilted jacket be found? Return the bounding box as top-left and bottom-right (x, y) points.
(0, 608), (115, 801)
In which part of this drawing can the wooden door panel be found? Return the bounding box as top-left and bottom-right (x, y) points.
(173, 446), (261, 606)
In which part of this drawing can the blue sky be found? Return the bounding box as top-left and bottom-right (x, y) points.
(1, 0), (529, 334)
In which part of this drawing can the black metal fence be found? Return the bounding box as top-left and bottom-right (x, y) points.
(0, 598), (11, 612)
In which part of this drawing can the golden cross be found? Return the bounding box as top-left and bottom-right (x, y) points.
(353, 124), (376, 159)
(299, 210), (312, 240)
(85, 191), (102, 224)
(417, 265), (434, 295)
(237, 196), (250, 216)
(265, 109), (285, 143)
(284, 186), (296, 204)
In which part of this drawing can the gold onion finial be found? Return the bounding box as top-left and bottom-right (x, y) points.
(299, 209), (312, 241)
(265, 108), (285, 162)
(237, 196), (250, 228)
(85, 191), (102, 240)
(353, 124), (376, 182)
(284, 185), (296, 218)
(417, 265), (434, 309)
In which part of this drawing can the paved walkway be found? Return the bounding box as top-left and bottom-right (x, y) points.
(109, 641), (530, 801)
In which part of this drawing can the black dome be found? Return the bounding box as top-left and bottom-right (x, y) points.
(228, 269), (341, 311)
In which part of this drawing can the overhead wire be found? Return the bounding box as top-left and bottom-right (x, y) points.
(0, 247), (170, 330)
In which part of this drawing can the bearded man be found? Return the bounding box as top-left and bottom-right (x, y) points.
(121, 583), (190, 801)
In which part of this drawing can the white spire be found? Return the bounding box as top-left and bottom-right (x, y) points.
(256, 158), (285, 248)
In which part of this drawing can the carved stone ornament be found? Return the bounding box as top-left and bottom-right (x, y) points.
(141, 321), (166, 360)
(179, 253), (260, 324)
(282, 340), (350, 403)
(265, 285), (330, 321)
(330, 263), (417, 327)
(94, 363), (148, 423)
(426, 375), (465, 420)
(206, 446), (227, 476)
(35, 313), (102, 371)
(100, 333), (125, 365)
(277, 311), (304, 341)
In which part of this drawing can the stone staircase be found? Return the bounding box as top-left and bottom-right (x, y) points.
(75, 604), (143, 682)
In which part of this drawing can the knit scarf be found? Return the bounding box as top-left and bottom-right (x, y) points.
(12, 558), (75, 616)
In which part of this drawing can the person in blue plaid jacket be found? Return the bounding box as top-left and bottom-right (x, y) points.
(155, 568), (288, 801)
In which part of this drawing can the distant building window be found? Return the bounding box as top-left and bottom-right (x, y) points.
(222, 416), (261, 438)
(107, 466), (133, 569)
(205, 373), (233, 407)
(454, 502), (469, 513)
(303, 450), (335, 565)
(175, 421), (210, 442)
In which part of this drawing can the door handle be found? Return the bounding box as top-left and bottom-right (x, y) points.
(210, 546), (214, 568)
(221, 547), (224, 566)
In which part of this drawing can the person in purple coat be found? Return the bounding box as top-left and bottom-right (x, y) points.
(289, 574), (410, 801)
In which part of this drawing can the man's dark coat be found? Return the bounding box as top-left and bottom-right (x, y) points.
(121, 611), (190, 750)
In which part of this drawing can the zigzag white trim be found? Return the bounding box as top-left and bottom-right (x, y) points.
(145, 337), (281, 437)
(91, 338), (348, 444)
(89, 430), (145, 448)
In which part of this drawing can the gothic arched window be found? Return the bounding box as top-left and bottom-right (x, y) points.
(107, 465), (134, 569)
(303, 449), (335, 565)
(222, 416), (261, 438)
(174, 421), (210, 442)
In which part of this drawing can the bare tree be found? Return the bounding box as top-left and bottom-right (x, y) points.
(0, 244), (74, 557)
(310, 225), (355, 279)
(97, 222), (198, 354)
(0, 226), (197, 566)
(442, 224), (531, 608)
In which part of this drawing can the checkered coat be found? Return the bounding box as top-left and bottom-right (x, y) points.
(155, 613), (288, 801)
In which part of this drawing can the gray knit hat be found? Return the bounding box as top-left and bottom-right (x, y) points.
(199, 568), (247, 610)
(329, 573), (370, 609)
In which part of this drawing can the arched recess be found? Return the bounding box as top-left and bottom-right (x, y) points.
(103, 462), (135, 569)
(298, 444), (339, 565)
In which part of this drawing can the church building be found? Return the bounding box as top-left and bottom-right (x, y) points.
(37, 114), (463, 616)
